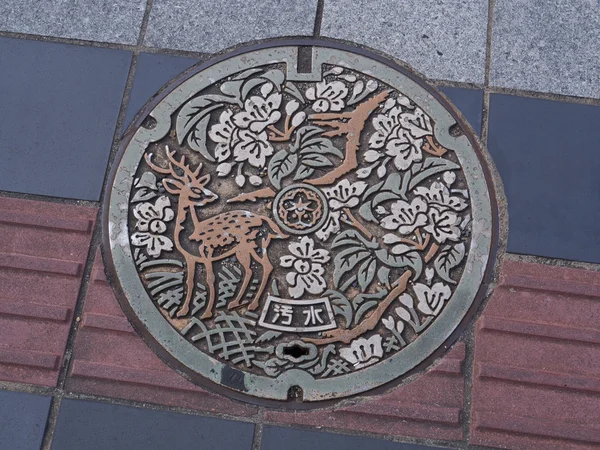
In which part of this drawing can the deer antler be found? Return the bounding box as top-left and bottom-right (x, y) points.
(144, 146), (202, 181)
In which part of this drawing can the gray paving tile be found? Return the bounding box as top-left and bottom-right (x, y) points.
(439, 86), (483, 136)
(124, 53), (201, 130)
(322, 0), (488, 84)
(0, 0), (146, 45)
(0, 37), (131, 201)
(488, 94), (600, 263)
(52, 399), (254, 450)
(0, 390), (51, 450)
(491, 0), (600, 99)
(261, 426), (448, 450)
(144, 0), (318, 53)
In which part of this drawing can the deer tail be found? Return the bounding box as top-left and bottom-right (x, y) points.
(262, 217), (289, 240)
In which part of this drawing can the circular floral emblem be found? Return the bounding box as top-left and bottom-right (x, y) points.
(105, 41), (498, 405)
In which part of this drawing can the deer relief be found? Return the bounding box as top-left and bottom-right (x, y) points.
(145, 147), (288, 320)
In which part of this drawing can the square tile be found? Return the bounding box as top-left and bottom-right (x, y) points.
(322, 0), (488, 83)
(124, 53), (201, 130)
(439, 86), (483, 136)
(491, 0), (600, 99)
(0, 37), (132, 200)
(0, 390), (51, 450)
(144, 0), (318, 53)
(52, 399), (255, 450)
(261, 426), (448, 450)
(487, 94), (600, 263)
(0, 0), (146, 44)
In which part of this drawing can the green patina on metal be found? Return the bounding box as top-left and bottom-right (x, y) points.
(104, 40), (498, 406)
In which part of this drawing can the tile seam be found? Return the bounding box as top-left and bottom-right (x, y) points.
(38, 0), (155, 446)
(250, 407), (265, 450)
(0, 376), (491, 450)
(313, 0), (325, 37)
(0, 30), (599, 105)
(463, 0), (496, 445)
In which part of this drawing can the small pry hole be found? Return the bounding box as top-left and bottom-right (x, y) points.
(449, 123), (463, 137)
(287, 385), (304, 402)
(141, 115), (157, 130)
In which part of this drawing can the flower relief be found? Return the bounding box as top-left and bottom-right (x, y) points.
(413, 282), (452, 317)
(316, 179), (368, 240)
(380, 173), (468, 251)
(209, 83), (282, 183)
(280, 236), (330, 298)
(363, 95), (438, 176)
(415, 179), (467, 244)
(306, 78), (348, 112)
(339, 335), (384, 369)
(130, 196), (175, 258)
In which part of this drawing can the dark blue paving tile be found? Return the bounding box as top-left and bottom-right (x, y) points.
(51, 399), (254, 450)
(488, 94), (600, 263)
(261, 426), (448, 450)
(124, 52), (202, 130)
(439, 86), (483, 137)
(0, 390), (51, 450)
(0, 37), (131, 201)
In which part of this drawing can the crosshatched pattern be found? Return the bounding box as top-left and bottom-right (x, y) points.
(106, 43), (496, 404)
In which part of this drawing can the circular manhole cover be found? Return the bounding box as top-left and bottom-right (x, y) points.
(104, 40), (498, 406)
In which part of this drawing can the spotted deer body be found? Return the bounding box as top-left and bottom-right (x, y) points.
(146, 148), (287, 319)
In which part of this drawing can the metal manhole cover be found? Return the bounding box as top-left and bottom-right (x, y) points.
(104, 40), (498, 406)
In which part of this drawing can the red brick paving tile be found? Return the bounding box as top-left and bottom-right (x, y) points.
(65, 250), (258, 417)
(0, 197), (96, 386)
(470, 260), (600, 450)
(264, 343), (466, 441)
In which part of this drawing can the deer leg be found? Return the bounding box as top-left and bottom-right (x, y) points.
(200, 261), (216, 320)
(228, 250), (253, 311)
(177, 259), (196, 318)
(247, 248), (272, 311)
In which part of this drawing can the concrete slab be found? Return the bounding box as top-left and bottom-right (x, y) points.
(144, 0), (318, 52)
(491, 0), (600, 99)
(0, 0), (146, 44)
(322, 0), (488, 83)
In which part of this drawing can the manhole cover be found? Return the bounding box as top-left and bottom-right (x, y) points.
(104, 40), (498, 406)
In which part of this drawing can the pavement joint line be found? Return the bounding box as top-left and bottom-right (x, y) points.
(37, 1), (154, 446)
(62, 391), (260, 424)
(460, 326), (476, 445)
(259, 420), (466, 449)
(0, 189), (100, 207)
(40, 393), (63, 450)
(313, 0), (325, 37)
(480, 0), (495, 147)
(0, 28), (599, 105)
(0, 35), (597, 105)
(250, 407), (265, 450)
(505, 253), (600, 273)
